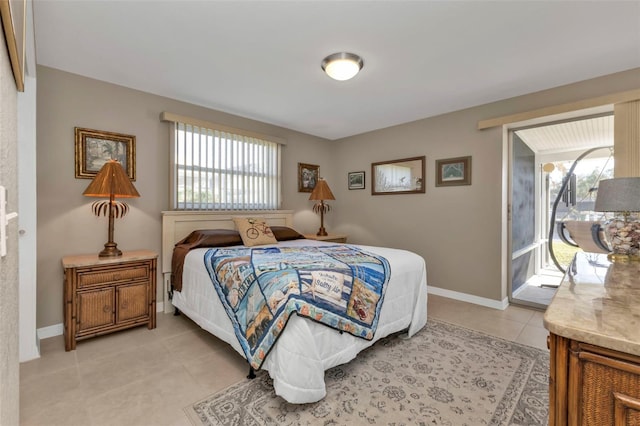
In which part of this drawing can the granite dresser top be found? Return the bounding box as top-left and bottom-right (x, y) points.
(543, 252), (640, 357)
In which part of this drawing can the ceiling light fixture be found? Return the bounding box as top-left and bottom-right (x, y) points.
(321, 52), (364, 81)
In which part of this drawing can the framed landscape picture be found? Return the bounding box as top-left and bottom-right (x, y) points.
(372, 156), (425, 195)
(435, 156), (471, 187)
(75, 127), (136, 180)
(348, 171), (365, 190)
(298, 162), (319, 192)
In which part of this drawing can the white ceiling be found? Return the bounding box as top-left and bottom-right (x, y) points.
(32, 1), (640, 140)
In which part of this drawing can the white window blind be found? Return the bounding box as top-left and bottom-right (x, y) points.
(163, 114), (282, 211)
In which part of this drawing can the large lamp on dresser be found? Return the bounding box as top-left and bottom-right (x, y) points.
(83, 159), (140, 257)
(594, 177), (640, 262)
(309, 177), (335, 236)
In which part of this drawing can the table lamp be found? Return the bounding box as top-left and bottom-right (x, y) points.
(594, 177), (640, 262)
(309, 177), (335, 236)
(83, 159), (140, 257)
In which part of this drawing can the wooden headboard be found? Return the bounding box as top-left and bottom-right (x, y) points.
(161, 210), (294, 274)
(160, 210), (294, 312)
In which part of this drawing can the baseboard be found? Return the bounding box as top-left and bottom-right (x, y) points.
(36, 302), (167, 339)
(37, 323), (64, 340)
(428, 286), (509, 310)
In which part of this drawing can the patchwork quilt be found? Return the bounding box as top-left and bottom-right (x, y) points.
(204, 245), (391, 369)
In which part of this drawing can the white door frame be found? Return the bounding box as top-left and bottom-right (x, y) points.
(18, 1), (39, 362)
(501, 106), (614, 308)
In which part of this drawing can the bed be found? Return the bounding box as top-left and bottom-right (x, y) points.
(162, 210), (428, 404)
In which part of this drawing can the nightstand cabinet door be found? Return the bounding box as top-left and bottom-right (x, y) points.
(549, 334), (640, 426)
(63, 251), (157, 351)
(117, 282), (149, 323)
(77, 288), (115, 332)
(569, 341), (640, 426)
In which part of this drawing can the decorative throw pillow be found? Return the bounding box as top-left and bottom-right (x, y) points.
(270, 226), (305, 241)
(233, 217), (278, 247)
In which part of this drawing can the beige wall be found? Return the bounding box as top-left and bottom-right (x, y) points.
(36, 66), (333, 328)
(331, 68), (640, 302)
(36, 65), (640, 329)
(0, 26), (20, 426)
(330, 109), (503, 300)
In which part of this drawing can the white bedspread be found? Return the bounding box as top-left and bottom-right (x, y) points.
(172, 239), (428, 403)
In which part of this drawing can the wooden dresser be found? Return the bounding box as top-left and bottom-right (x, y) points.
(544, 252), (640, 425)
(62, 250), (158, 351)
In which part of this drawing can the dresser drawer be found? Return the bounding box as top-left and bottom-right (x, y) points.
(77, 264), (150, 288)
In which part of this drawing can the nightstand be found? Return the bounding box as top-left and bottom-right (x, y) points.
(62, 250), (158, 351)
(304, 233), (348, 243)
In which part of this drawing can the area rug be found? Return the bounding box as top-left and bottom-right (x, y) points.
(185, 319), (549, 426)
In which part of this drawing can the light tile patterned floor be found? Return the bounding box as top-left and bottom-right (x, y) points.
(20, 294), (548, 426)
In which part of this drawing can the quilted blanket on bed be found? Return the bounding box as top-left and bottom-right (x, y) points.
(204, 245), (391, 369)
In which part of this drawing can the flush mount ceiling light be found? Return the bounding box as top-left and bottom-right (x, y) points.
(321, 52), (364, 81)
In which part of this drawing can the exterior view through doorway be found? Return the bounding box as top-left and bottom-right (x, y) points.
(509, 114), (614, 309)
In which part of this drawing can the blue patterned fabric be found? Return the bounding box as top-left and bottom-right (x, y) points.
(204, 245), (391, 369)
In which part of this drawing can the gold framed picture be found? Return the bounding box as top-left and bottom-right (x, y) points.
(75, 127), (136, 180)
(435, 156), (472, 187)
(0, 0), (26, 91)
(298, 163), (319, 192)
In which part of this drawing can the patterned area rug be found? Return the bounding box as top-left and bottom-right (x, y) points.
(185, 319), (549, 426)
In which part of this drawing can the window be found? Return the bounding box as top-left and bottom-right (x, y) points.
(164, 114), (282, 210)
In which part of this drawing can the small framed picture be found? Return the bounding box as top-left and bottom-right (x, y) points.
(298, 162), (319, 192)
(435, 156), (472, 187)
(348, 171), (365, 190)
(75, 127), (136, 180)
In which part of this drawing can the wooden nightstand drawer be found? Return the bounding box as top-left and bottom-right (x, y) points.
(77, 264), (150, 288)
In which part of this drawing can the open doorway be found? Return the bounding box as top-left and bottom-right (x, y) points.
(509, 114), (613, 309)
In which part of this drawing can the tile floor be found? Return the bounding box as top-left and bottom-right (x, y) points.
(20, 294), (549, 426)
